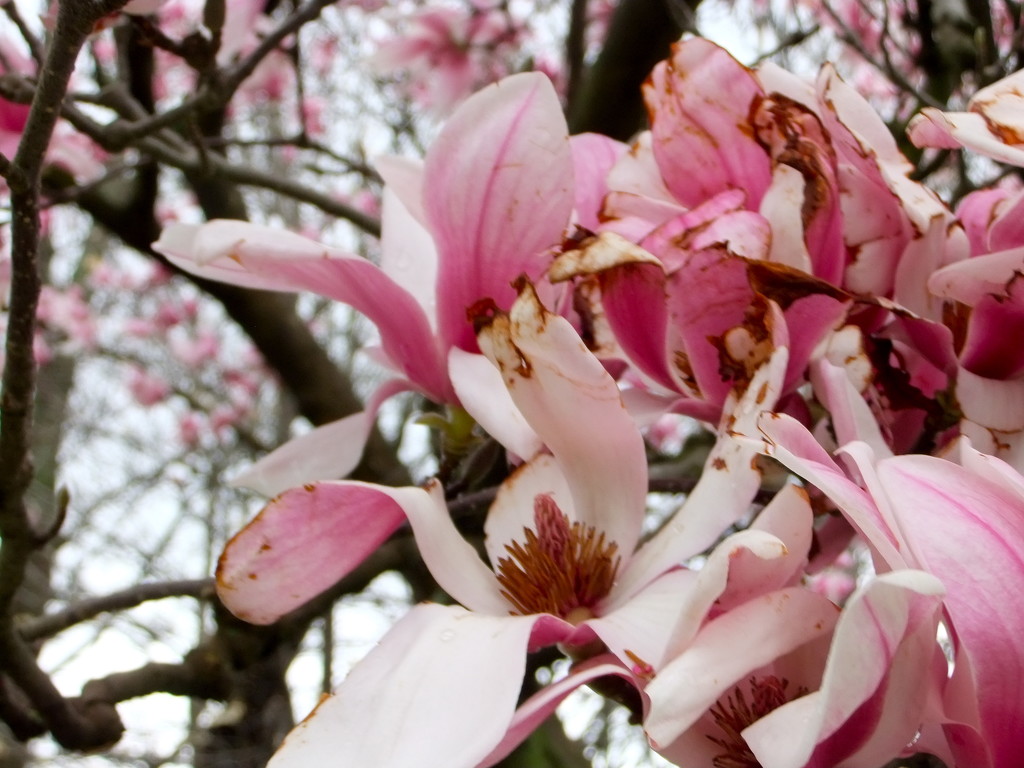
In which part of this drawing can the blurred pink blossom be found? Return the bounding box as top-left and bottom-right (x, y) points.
(128, 367), (172, 406)
(371, 3), (525, 111)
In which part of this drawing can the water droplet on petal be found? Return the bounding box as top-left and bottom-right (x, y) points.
(439, 629), (455, 642)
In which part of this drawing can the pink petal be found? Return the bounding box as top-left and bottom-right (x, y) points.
(570, 132), (628, 231)
(743, 570), (944, 768)
(909, 109), (1024, 165)
(959, 295), (1024, 379)
(375, 155), (428, 229)
(957, 364), (1024, 431)
(755, 412), (906, 570)
(644, 587), (840, 748)
(380, 185), (438, 332)
(716, 483), (815, 609)
(269, 604), (536, 768)
(878, 455), (1024, 767)
(231, 412), (374, 497)
(216, 482), (419, 624)
(645, 39), (771, 209)
(661, 528), (793, 660)
(987, 189), (1024, 251)
(893, 216), (964, 321)
(477, 282), (647, 554)
(154, 221), (452, 402)
(956, 188), (1012, 255)
(599, 261), (676, 392)
(403, 479), (509, 615)
(809, 357), (892, 455)
(478, 656), (639, 768)
(425, 72), (572, 353)
(587, 569), (700, 670)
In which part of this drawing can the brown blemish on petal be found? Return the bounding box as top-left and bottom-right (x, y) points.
(712, 457), (727, 471)
(303, 484), (315, 492)
(549, 232), (662, 282)
(745, 259), (849, 310)
(468, 297), (503, 335)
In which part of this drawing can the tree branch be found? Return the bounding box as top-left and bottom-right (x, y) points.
(18, 579), (214, 642)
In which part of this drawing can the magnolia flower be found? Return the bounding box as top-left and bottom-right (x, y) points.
(371, 3), (524, 111)
(646, 570), (945, 768)
(154, 72), (574, 493)
(550, 39), (965, 443)
(215, 283), (788, 766)
(752, 413), (1024, 768)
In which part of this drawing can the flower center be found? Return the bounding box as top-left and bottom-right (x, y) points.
(707, 676), (797, 768)
(494, 494), (620, 621)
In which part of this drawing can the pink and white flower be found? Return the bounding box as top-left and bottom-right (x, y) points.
(155, 71), (575, 492)
(215, 283), (788, 766)
(751, 413), (1024, 768)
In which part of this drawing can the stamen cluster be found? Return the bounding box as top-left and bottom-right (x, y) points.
(495, 494), (620, 620)
(707, 676), (795, 768)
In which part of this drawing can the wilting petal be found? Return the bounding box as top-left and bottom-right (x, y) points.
(878, 455), (1024, 768)
(663, 247), (752, 406)
(216, 482), (420, 624)
(426, 72), (572, 353)
(909, 69), (1024, 167)
(645, 587), (839, 748)
(154, 221), (451, 401)
(269, 604), (536, 768)
(909, 110), (1024, 165)
(743, 570), (944, 768)
(645, 39), (771, 208)
(760, 164), (814, 274)
(602, 131), (683, 238)
(477, 282), (647, 554)
(622, 349), (789, 595)
(957, 365), (1024, 433)
(929, 246), (1024, 306)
